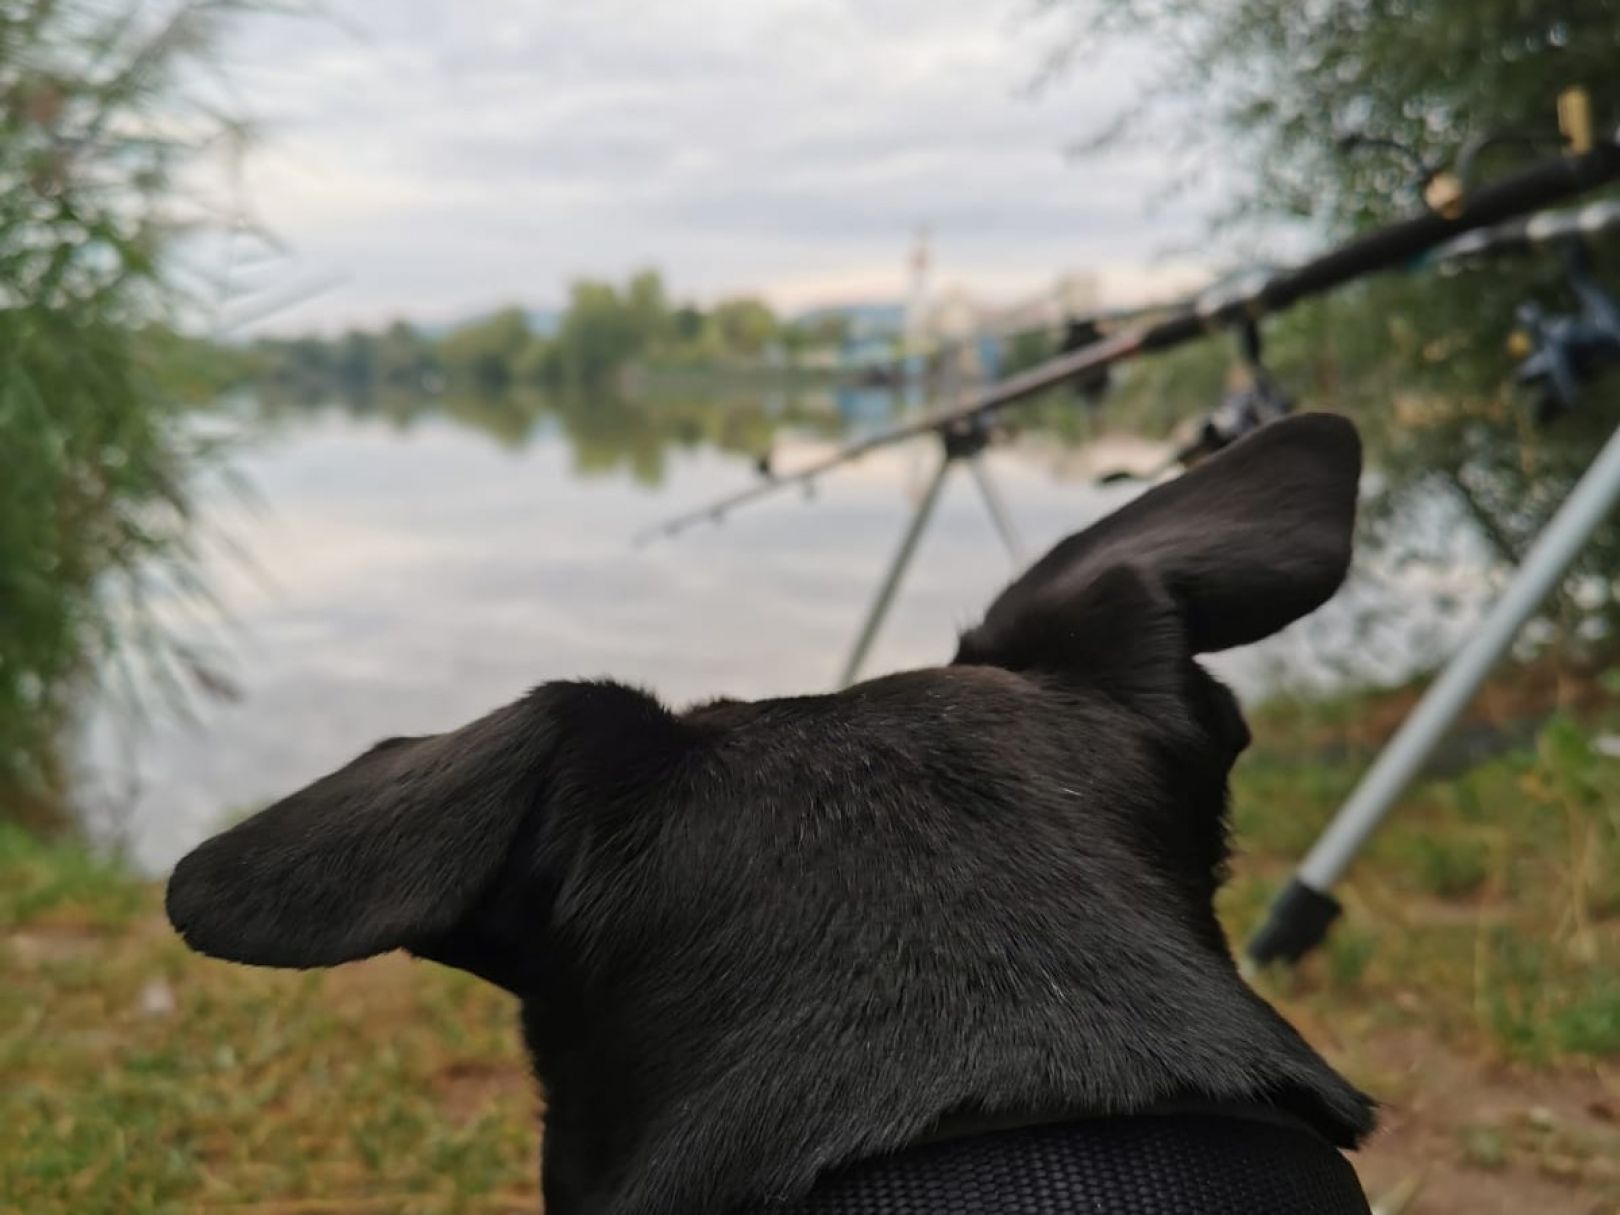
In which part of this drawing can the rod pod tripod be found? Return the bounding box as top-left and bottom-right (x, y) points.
(839, 417), (1024, 687)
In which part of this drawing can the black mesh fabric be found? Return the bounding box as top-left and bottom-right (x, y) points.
(744, 1114), (1371, 1215)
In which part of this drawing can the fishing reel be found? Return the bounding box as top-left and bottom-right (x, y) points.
(1176, 318), (1294, 467)
(1095, 319), (1292, 486)
(1060, 316), (1111, 405)
(1511, 240), (1620, 423)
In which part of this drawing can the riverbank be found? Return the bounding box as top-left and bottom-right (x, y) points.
(5, 685), (1619, 1213)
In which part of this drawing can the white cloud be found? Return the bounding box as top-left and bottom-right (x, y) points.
(200, 0), (1218, 332)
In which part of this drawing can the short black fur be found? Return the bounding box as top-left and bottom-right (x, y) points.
(167, 413), (1373, 1215)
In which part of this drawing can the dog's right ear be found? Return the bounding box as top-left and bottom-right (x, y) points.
(956, 413), (1361, 674)
(166, 687), (570, 971)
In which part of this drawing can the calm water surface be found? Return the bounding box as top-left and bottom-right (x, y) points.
(80, 391), (1486, 871)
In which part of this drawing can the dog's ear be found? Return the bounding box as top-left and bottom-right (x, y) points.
(956, 413), (1360, 672)
(165, 688), (564, 970)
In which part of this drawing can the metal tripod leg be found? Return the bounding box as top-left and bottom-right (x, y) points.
(968, 454), (1025, 564)
(1247, 418), (1620, 967)
(839, 454), (954, 688)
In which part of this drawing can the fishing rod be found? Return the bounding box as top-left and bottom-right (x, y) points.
(832, 302), (1169, 405)
(637, 132), (1620, 548)
(635, 328), (1138, 546)
(1248, 192), (1620, 969)
(1428, 195), (1620, 264)
(1094, 307), (1292, 486)
(833, 283), (1181, 382)
(1096, 196), (1620, 487)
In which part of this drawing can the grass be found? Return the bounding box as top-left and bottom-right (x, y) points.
(1227, 712), (1620, 1064)
(0, 825), (146, 931)
(0, 828), (538, 1214)
(3, 705), (1619, 1212)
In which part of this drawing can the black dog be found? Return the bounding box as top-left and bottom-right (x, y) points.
(168, 413), (1375, 1214)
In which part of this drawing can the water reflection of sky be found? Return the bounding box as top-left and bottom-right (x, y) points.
(81, 395), (1491, 872)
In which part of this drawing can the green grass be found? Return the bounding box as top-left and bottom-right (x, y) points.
(0, 832), (538, 1214)
(4, 708), (1619, 1211)
(1227, 713), (1620, 1062)
(0, 825), (145, 930)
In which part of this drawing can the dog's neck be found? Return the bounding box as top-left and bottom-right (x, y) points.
(515, 920), (1368, 1215)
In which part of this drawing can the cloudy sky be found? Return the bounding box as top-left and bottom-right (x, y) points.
(203, 0), (1220, 333)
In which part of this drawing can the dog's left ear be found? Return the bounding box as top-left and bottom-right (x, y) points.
(956, 413), (1361, 674)
(166, 688), (564, 970)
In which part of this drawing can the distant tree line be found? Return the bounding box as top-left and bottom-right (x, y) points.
(238, 270), (855, 400)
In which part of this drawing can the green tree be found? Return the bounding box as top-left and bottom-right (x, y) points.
(332, 329), (378, 397)
(625, 268), (674, 352)
(1062, 1), (1618, 231)
(549, 279), (643, 388)
(1, 0), (251, 826)
(374, 319), (437, 392)
(672, 303), (707, 345)
(708, 296), (779, 358)
(436, 306), (535, 395)
(1064, 0), (1620, 650)
(798, 311), (852, 351)
(777, 311), (852, 365)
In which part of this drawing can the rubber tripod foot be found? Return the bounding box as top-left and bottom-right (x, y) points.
(1246, 878), (1342, 967)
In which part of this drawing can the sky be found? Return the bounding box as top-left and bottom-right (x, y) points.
(198, 0), (1221, 333)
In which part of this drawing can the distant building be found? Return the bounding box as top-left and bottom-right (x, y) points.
(902, 226), (932, 374)
(793, 232), (1104, 389)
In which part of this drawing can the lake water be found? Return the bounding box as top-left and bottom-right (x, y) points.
(78, 390), (1489, 872)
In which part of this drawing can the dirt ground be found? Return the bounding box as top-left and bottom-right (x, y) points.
(1336, 1029), (1620, 1213)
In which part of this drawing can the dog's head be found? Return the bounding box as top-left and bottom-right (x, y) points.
(168, 413), (1368, 1215)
